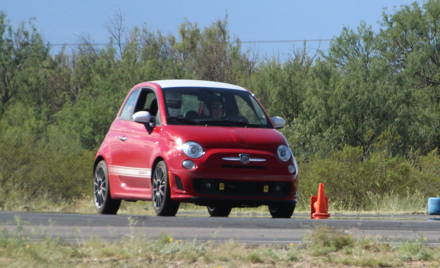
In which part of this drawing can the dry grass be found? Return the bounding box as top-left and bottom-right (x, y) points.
(1, 226), (439, 267)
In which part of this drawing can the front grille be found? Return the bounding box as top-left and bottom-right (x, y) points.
(193, 178), (291, 197)
(222, 165), (266, 170)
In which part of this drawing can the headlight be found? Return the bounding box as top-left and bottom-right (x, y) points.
(181, 141), (204, 159)
(277, 145), (292, 162)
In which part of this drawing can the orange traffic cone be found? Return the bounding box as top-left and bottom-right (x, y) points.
(310, 183), (330, 219)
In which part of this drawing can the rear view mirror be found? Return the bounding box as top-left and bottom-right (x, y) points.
(132, 111), (153, 124)
(271, 116), (286, 129)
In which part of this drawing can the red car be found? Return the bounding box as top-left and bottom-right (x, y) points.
(93, 80), (298, 218)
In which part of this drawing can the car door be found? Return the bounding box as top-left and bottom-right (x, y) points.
(109, 88), (161, 198)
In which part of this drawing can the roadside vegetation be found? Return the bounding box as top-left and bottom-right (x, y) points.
(1, 225), (439, 267)
(1, 0), (440, 212)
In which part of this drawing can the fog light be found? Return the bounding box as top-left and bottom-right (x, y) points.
(288, 164), (296, 174)
(274, 184), (282, 192)
(182, 160), (195, 169)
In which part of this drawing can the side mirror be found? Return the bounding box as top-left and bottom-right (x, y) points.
(132, 111), (153, 124)
(271, 116), (286, 129)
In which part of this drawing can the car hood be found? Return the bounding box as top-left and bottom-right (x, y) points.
(164, 125), (286, 150)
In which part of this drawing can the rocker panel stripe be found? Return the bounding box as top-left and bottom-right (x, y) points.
(109, 165), (151, 179)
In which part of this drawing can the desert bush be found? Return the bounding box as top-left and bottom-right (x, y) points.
(298, 146), (440, 210)
(0, 104), (93, 205)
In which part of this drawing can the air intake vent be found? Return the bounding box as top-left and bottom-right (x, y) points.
(222, 165), (265, 170)
(193, 179), (291, 197)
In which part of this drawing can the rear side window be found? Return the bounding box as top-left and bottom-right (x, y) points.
(119, 89), (140, 120)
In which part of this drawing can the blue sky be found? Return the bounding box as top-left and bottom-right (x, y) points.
(1, 0), (424, 59)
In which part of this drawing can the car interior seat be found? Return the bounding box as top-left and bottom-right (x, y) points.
(185, 110), (198, 120)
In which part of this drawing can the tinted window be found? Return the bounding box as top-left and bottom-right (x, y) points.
(134, 89), (158, 116)
(119, 89), (140, 120)
(133, 89), (160, 125)
(162, 87), (271, 128)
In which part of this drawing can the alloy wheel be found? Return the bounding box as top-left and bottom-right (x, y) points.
(152, 165), (166, 209)
(94, 166), (107, 208)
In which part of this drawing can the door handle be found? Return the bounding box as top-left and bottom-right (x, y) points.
(118, 136), (127, 141)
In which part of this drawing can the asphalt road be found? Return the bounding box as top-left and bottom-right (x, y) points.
(1, 211), (439, 244)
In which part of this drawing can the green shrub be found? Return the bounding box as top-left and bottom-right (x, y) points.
(298, 146), (440, 210)
(397, 239), (434, 261)
(0, 106), (93, 205)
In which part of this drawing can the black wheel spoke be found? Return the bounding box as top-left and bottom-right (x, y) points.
(96, 193), (102, 206)
(97, 169), (104, 181)
(94, 167), (108, 208)
(153, 165), (167, 209)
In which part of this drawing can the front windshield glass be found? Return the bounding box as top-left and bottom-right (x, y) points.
(163, 87), (271, 128)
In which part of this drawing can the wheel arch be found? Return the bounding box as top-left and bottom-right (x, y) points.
(93, 156), (106, 174)
(150, 156), (165, 179)
(151, 156), (172, 198)
(93, 155), (118, 199)
(150, 155), (179, 216)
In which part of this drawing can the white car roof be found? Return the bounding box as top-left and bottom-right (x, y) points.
(150, 79), (247, 91)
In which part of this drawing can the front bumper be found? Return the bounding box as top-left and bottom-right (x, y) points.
(166, 148), (298, 204)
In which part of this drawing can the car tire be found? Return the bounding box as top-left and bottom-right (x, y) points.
(94, 160), (121, 214)
(152, 161), (180, 216)
(268, 201), (295, 218)
(207, 205), (232, 217)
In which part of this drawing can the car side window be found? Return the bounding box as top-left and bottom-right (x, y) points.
(119, 89), (140, 120)
(133, 88), (161, 125)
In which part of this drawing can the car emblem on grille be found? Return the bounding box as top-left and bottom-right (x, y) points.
(239, 153), (250, 165)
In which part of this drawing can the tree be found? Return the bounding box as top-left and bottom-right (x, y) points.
(174, 18), (255, 83)
(0, 13), (48, 116)
(378, 0), (440, 153)
(295, 23), (409, 155)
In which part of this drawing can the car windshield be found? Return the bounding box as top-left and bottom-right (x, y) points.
(163, 87), (271, 128)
